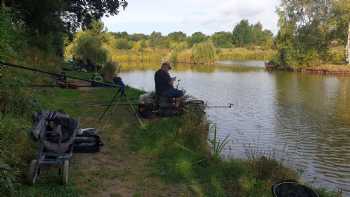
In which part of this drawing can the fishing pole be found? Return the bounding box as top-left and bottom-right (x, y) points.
(206, 103), (234, 109)
(0, 60), (122, 88)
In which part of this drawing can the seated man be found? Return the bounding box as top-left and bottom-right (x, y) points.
(154, 62), (184, 98)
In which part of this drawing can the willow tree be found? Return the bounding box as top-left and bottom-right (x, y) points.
(191, 42), (216, 64)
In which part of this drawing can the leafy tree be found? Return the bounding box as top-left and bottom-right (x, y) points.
(116, 38), (132, 49)
(72, 31), (108, 66)
(113, 31), (129, 39)
(129, 33), (148, 41)
(0, 9), (22, 60)
(188, 32), (207, 46)
(149, 31), (162, 48)
(274, 0), (334, 66)
(6, 0), (128, 33)
(332, 0), (350, 63)
(168, 31), (187, 42)
(2, 0), (127, 56)
(211, 32), (233, 48)
(232, 20), (273, 47)
(232, 20), (253, 47)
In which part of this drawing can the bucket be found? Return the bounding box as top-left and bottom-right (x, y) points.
(272, 181), (319, 197)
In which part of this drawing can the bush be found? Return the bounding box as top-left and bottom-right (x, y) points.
(326, 46), (346, 64)
(115, 38), (132, 49)
(0, 116), (35, 195)
(191, 42), (216, 64)
(101, 61), (119, 82)
(0, 9), (24, 61)
(72, 32), (108, 66)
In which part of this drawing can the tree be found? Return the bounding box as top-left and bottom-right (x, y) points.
(211, 32), (233, 48)
(116, 38), (132, 49)
(332, 0), (350, 63)
(347, 23), (350, 64)
(149, 31), (162, 48)
(129, 33), (147, 41)
(168, 31), (187, 42)
(232, 20), (273, 47)
(72, 31), (108, 66)
(2, 0), (127, 56)
(232, 20), (253, 47)
(7, 0), (128, 33)
(188, 32), (207, 46)
(274, 0), (334, 66)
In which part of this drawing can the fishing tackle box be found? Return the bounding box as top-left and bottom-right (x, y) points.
(73, 128), (103, 153)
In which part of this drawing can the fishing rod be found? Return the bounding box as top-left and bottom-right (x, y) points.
(0, 60), (122, 88)
(91, 101), (234, 109)
(206, 103), (234, 109)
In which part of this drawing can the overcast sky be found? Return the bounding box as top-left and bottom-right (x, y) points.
(102, 0), (281, 36)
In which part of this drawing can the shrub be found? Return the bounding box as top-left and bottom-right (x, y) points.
(72, 32), (108, 66)
(115, 38), (132, 49)
(101, 61), (119, 82)
(191, 42), (216, 64)
(0, 9), (23, 61)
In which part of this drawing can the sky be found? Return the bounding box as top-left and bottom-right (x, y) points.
(102, 0), (281, 36)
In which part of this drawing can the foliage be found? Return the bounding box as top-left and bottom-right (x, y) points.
(115, 38), (132, 49)
(232, 20), (273, 48)
(7, 0), (128, 33)
(0, 9), (23, 61)
(274, 0), (350, 67)
(71, 31), (108, 66)
(211, 31), (233, 48)
(101, 61), (119, 81)
(191, 42), (216, 64)
(187, 32), (208, 47)
(168, 31), (187, 42)
(1, 0), (127, 57)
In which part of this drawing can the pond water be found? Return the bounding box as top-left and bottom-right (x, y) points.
(119, 60), (350, 195)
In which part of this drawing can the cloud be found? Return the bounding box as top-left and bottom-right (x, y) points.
(102, 0), (280, 35)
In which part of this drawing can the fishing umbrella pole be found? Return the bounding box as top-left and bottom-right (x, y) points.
(0, 60), (121, 88)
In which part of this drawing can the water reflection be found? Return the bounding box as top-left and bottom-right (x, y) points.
(119, 62), (350, 196)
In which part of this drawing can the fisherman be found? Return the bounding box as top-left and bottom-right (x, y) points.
(154, 62), (184, 98)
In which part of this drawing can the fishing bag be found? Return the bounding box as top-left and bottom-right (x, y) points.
(73, 128), (103, 153)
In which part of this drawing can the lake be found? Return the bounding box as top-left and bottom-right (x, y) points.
(119, 60), (350, 195)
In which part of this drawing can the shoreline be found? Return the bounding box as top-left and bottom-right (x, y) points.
(266, 63), (350, 76)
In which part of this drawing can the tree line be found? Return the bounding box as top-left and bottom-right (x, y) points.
(103, 19), (273, 50)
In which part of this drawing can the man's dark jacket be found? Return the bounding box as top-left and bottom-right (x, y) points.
(155, 69), (172, 95)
